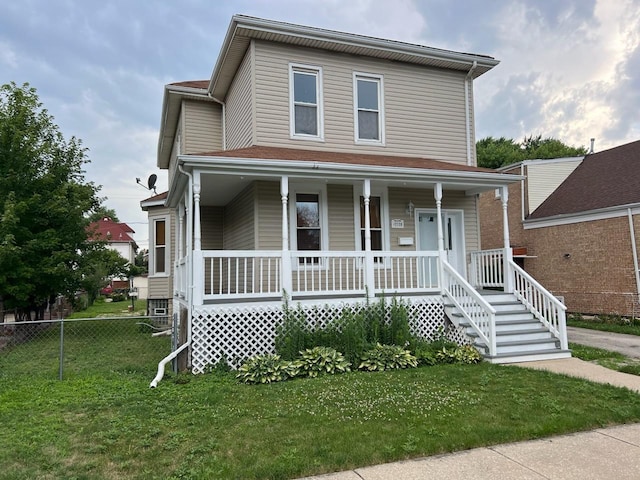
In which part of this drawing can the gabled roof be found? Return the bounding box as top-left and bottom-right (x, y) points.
(528, 140), (640, 219)
(88, 217), (136, 245)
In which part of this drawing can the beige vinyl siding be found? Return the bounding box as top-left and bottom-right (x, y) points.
(147, 207), (175, 300)
(201, 206), (224, 249)
(225, 46), (254, 150)
(167, 117), (182, 187)
(223, 183), (255, 249)
(527, 160), (582, 214)
(255, 181), (282, 250)
(388, 188), (478, 254)
(253, 41), (469, 164)
(183, 100), (223, 154)
(328, 184), (355, 249)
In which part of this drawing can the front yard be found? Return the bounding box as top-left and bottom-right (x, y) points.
(2, 360), (640, 479)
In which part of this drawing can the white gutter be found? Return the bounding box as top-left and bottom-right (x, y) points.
(465, 61), (477, 166)
(628, 208), (640, 300)
(208, 94), (226, 150)
(150, 342), (190, 388)
(149, 164), (194, 388)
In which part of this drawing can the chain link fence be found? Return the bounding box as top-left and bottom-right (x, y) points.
(0, 315), (173, 380)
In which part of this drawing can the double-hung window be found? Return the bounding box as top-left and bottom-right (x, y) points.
(290, 64), (323, 140)
(290, 185), (328, 267)
(152, 218), (168, 276)
(354, 73), (384, 144)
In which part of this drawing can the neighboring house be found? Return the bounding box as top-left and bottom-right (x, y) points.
(148, 15), (570, 373)
(88, 217), (138, 264)
(480, 140), (640, 316)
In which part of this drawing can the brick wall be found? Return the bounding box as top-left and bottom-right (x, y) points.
(478, 179), (527, 250)
(524, 216), (639, 316)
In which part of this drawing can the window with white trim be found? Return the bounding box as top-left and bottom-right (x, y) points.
(354, 73), (384, 144)
(290, 185), (328, 266)
(354, 188), (389, 262)
(290, 64), (323, 140)
(151, 218), (169, 276)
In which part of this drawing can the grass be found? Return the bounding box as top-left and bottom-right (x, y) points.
(67, 297), (148, 319)
(570, 343), (640, 377)
(567, 314), (640, 336)
(2, 356), (640, 479)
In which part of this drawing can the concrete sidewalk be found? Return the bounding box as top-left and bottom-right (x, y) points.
(299, 358), (640, 479)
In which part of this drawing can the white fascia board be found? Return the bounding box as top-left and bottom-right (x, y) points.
(524, 203), (640, 229)
(179, 155), (523, 190)
(140, 199), (166, 210)
(498, 156), (585, 172)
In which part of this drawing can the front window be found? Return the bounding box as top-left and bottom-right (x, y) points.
(290, 64), (323, 140)
(153, 219), (167, 275)
(296, 193), (321, 264)
(354, 74), (384, 144)
(360, 196), (383, 262)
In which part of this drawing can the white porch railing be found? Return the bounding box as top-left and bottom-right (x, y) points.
(196, 250), (441, 301)
(202, 250), (282, 300)
(176, 255), (188, 299)
(510, 260), (568, 350)
(469, 248), (504, 288)
(442, 259), (497, 356)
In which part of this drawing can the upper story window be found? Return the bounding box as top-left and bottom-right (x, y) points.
(151, 218), (169, 276)
(289, 64), (324, 141)
(354, 73), (384, 145)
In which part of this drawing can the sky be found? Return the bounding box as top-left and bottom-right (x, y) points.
(2, 0), (639, 250)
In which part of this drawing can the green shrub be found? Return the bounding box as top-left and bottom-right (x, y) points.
(295, 346), (351, 377)
(453, 345), (482, 364)
(413, 335), (459, 366)
(236, 354), (298, 384)
(275, 302), (314, 361)
(359, 343), (418, 371)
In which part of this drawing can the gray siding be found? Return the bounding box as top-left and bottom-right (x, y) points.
(225, 45), (254, 150)
(253, 41), (469, 164)
(328, 184), (355, 249)
(223, 183), (255, 249)
(183, 100), (223, 154)
(201, 206), (224, 249)
(255, 181), (282, 250)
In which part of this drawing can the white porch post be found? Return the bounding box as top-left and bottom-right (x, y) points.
(192, 172), (203, 305)
(178, 202), (184, 259)
(363, 179), (375, 298)
(175, 201), (184, 297)
(501, 185), (514, 293)
(281, 176), (292, 298)
(435, 183), (446, 292)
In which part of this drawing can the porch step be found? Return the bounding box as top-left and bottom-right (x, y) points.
(445, 290), (570, 364)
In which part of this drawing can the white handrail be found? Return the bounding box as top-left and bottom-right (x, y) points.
(442, 259), (497, 356)
(470, 249), (504, 288)
(509, 259), (568, 349)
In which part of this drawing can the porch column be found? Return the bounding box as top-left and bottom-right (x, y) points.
(435, 183), (446, 292)
(363, 179), (375, 298)
(281, 176), (292, 298)
(178, 202), (185, 259)
(175, 202), (184, 297)
(501, 186), (514, 293)
(192, 173), (203, 305)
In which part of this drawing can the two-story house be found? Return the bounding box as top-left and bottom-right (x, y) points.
(148, 15), (570, 376)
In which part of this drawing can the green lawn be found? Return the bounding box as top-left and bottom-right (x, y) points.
(2, 358), (640, 479)
(570, 342), (640, 377)
(567, 315), (640, 336)
(67, 297), (148, 319)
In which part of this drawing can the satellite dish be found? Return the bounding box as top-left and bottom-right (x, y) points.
(147, 174), (157, 191)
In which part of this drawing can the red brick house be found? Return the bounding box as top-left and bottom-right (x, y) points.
(480, 140), (640, 316)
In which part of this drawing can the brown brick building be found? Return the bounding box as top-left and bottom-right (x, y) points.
(480, 140), (640, 316)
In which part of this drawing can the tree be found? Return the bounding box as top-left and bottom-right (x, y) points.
(87, 206), (120, 223)
(0, 82), (102, 321)
(477, 135), (587, 169)
(78, 246), (130, 305)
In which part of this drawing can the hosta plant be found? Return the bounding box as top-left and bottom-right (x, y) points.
(359, 343), (418, 371)
(453, 344), (482, 364)
(236, 354), (299, 384)
(295, 346), (351, 377)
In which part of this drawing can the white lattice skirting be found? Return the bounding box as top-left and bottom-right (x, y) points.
(190, 296), (468, 373)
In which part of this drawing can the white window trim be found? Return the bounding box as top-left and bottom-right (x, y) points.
(289, 63), (324, 142)
(353, 72), (385, 145)
(289, 183), (329, 269)
(353, 186), (390, 264)
(149, 216), (170, 278)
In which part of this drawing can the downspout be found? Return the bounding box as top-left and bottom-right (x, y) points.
(465, 61), (478, 166)
(208, 94), (226, 150)
(628, 208), (640, 302)
(150, 162), (194, 388)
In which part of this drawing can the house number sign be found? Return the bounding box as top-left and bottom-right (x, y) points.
(391, 219), (404, 228)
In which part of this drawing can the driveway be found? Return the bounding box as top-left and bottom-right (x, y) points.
(567, 326), (640, 358)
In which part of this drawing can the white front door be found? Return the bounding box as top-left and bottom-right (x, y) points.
(417, 210), (466, 276)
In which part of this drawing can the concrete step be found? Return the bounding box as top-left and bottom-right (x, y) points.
(495, 337), (560, 354)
